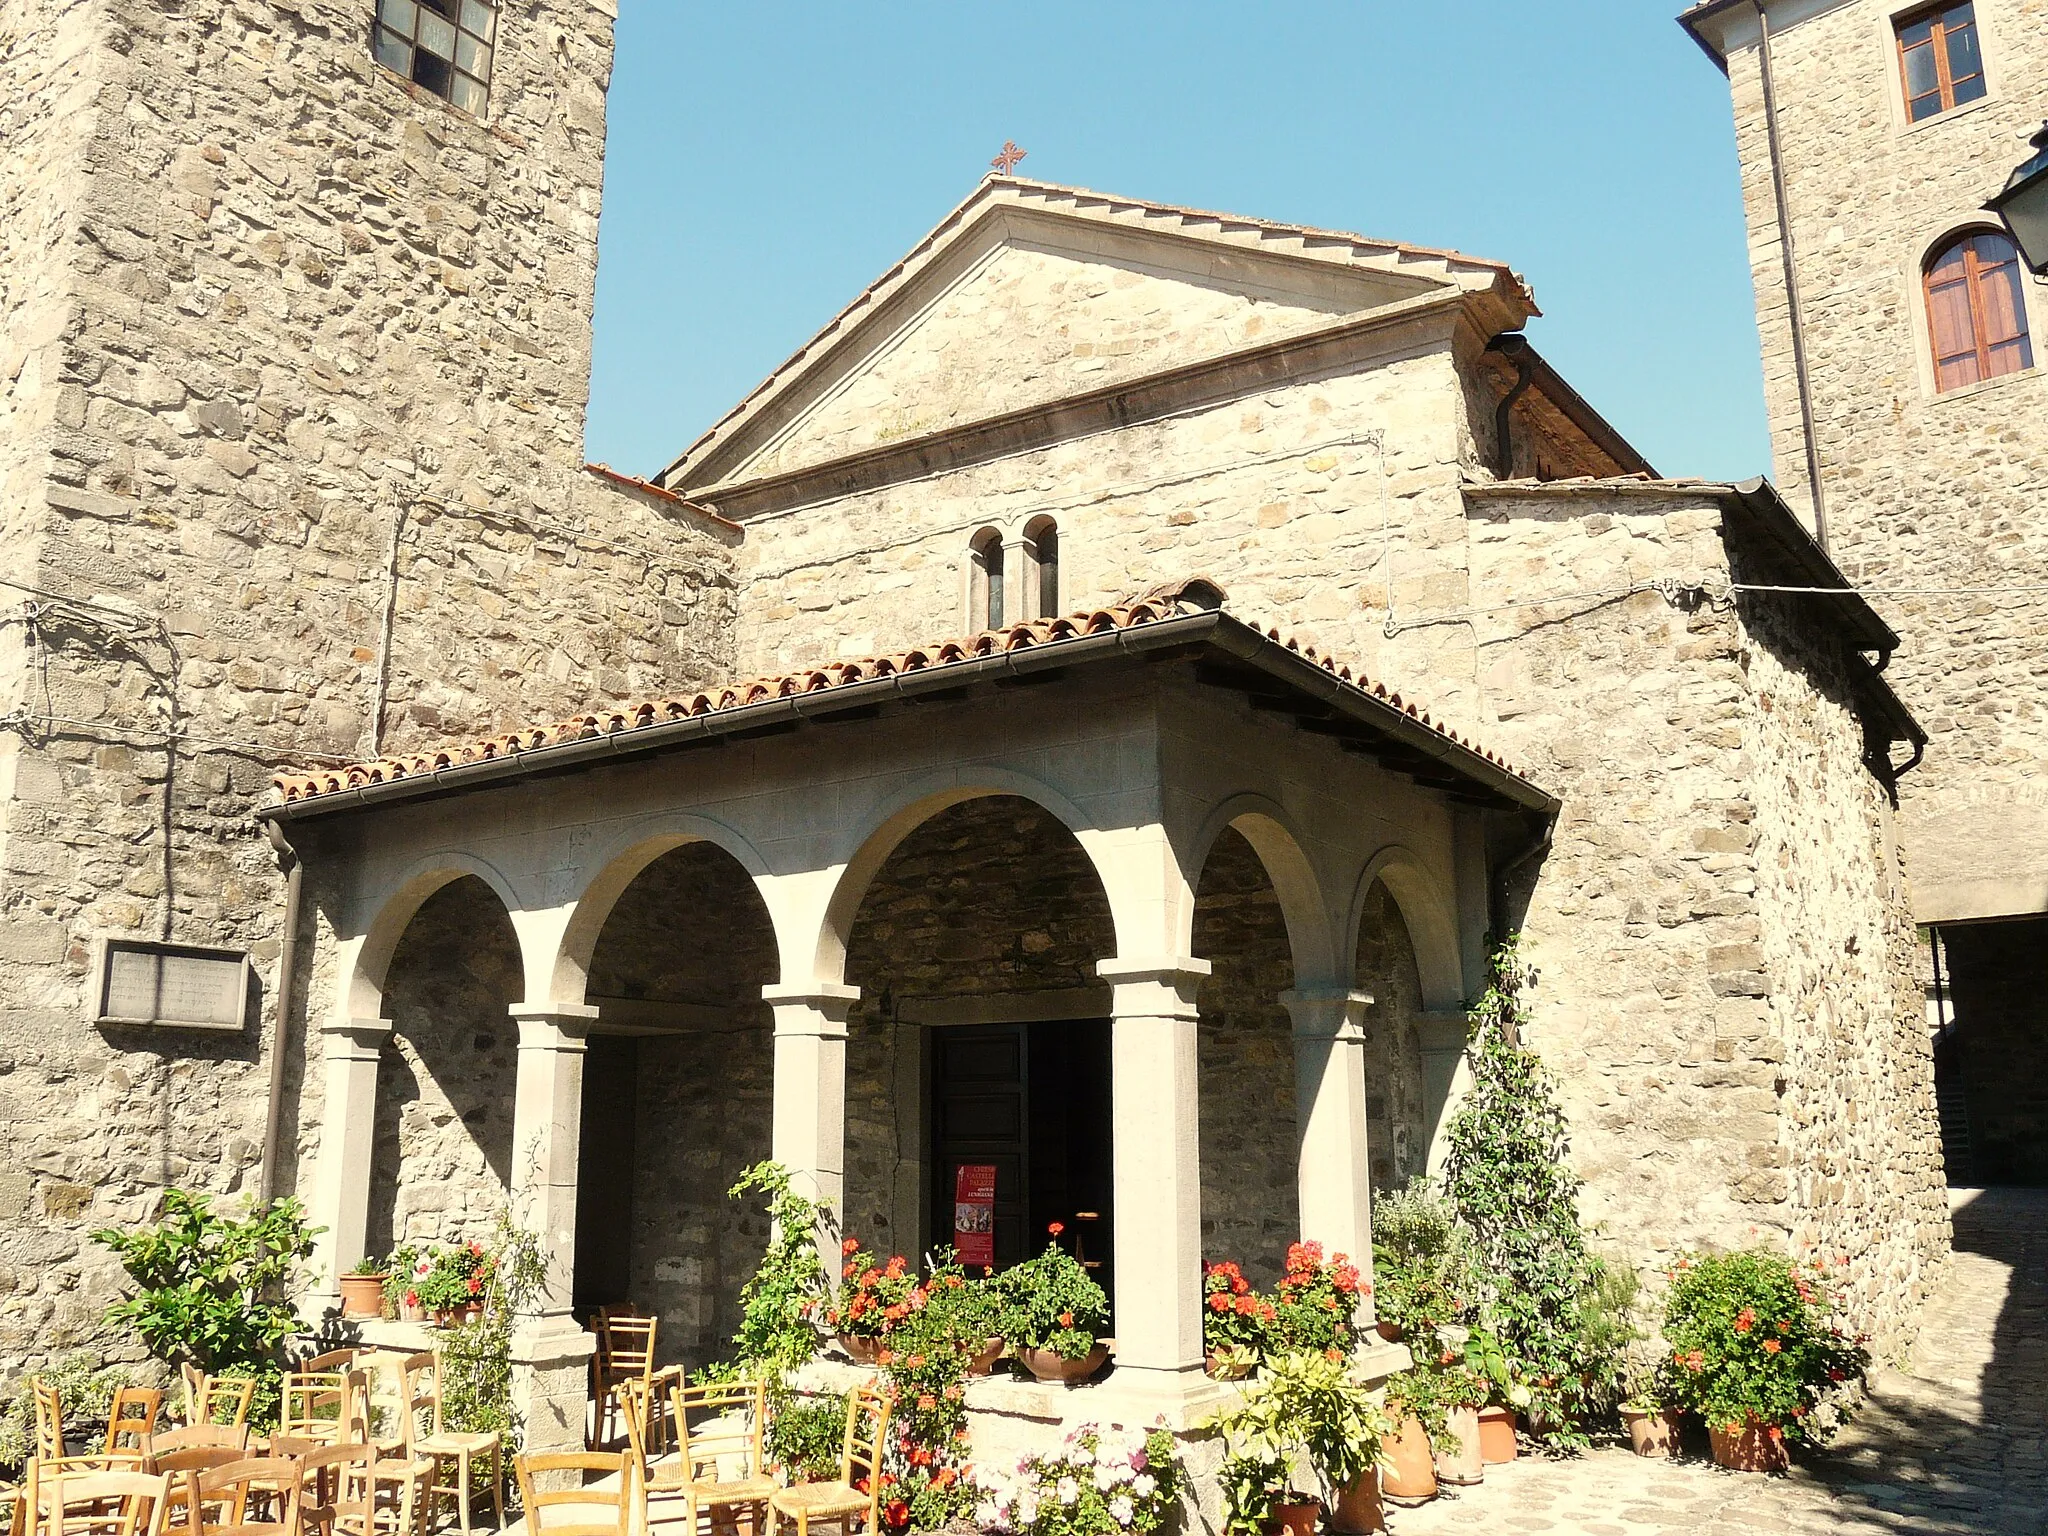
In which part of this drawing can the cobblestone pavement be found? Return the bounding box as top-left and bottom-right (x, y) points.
(1386, 1188), (2048, 1535)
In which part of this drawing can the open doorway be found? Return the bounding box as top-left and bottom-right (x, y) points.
(573, 1034), (639, 1313)
(926, 1020), (1114, 1304)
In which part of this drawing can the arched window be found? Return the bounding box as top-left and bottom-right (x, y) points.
(969, 527), (1005, 630)
(1925, 229), (2033, 392)
(1024, 516), (1059, 619)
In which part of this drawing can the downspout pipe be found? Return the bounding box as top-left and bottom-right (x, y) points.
(1753, 0), (1829, 550)
(258, 821), (304, 1204)
(1486, 334), (1537, 479)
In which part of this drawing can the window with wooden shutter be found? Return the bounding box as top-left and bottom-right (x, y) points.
(1925, 230), (2033, 392)
(1896, 3), (1987, 123)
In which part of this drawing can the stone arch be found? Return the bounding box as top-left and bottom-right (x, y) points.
(811, 768), (1137, 989)
(1348, 845), (1463, 1012)
(1188, 793), (1338, 987)
(344, 851), (523, 1021)
(549, 814), (774, 1007)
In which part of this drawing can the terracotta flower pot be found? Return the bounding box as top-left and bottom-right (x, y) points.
(1373, 1318), (1402, 1343)
(1378, 1416), (1437, 1506)
(1272, 1497), (1322, 1536)
(1708, 1417), (1789, 1473)
(433, 1303), (483, 1328)
(339, 1274), (387, 1320)
(837, 1333), (881, 1366)
(1017, 1342), (1108, 1383)
(966, 1337), (1005, 1376)
(1328, 1471), (1386, 1534)
(1476, 1406), (1519, 1463)
(1621, 1405), (1684, 1459)
(1434, 1405), (1484, 1485)
(398, 1296), (426, 1323)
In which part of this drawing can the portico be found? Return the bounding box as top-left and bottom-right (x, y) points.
(269, 581), (1554, 1445)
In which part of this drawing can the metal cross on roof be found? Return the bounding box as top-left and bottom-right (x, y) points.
(990, 141), (1027, 176)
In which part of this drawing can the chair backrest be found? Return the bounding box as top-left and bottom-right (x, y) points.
(188, 1458), (302, 1536)
(184, 1377), (254, 1432)
(837, 1388), (890, 1506)
(106, 1390), (164, 1458)
(670, 1379), (765, 1482)
(277, 1374), (349, 1443)
(513, 1453), (632, 1536)
(148, 1426), (250, 1457)
(258, 1438), (322, 1463)
(150, 1448), (247, 1532)
(31, 1467), (175, 1536)
(598, 1318), (655, 1388)
(396, 1353), (441, 1451)
(296, 1350), (357, 1374)
(33, 1378), (66, 1460)
(615, 1382), (653, 1480)
(295, 1443), (373, 1536)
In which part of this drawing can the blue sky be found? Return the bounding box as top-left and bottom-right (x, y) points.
(585, 2), (1770, 485)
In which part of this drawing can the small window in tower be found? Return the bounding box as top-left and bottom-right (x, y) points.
(1924, 229), (2033, 391)
(375, 0), (496, 117)
(970, 528), (1005, 630)
(1896, 2), (1986, 123)
(1024, 516), (1060, 619)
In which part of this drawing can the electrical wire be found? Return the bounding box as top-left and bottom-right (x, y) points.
(0, 709), (358, 763)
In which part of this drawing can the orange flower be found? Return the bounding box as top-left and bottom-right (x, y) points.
(1208, 1293), (1229, 1312)
(917, 1394), (937, 1412)
(843, 1238), (861, 1254)
(1059, 1311), (1074, 1327)
(1761, 1338), (1782, 1354)
(1048, 1222), (1065, 1237)
(1734, 1307), (1756, 1333)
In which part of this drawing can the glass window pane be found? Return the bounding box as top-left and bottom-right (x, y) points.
(1899, 17), (1934, 48)
(412, 48), (451, 97)
(1946, 21), (1984, 92)
(1940, 3), (1975, 32)
(450, 72), (487, 116)
(374, 28), (411, 74)
(455, 33), (489, 77)
(1902, 38), (1938, 102)
(418, 9), (456, 59)
(378, 0), (417, 37)
(417, 0), (454, 16)
(461, 0), (495, 42)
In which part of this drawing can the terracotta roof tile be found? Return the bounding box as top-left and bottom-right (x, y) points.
(271, 578), (1533, 803)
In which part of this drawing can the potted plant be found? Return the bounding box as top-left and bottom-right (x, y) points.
(340, 1257), (388, 1320)
(416, 1241), (494, 1327)
(1461, 1326), (1529, 1463)
(824, 1241), (921, 1364)
(1216, 1451), (1309, 1536)
(1376, 1371), (1442, 1506)
(766, 1393), (846, 1484)
(998, 1226), (1110, 1382)
(1270, 1242), (1367, 1357)
(1204, 1261), (1277, 1376)
(1368, 1180), (1475, 1351)
(1205, 1350), (1394, 1536)
(1659, 1249), (1869, 1473)
(975, 1422), (1182, 1536)
(920, 1256), (1008, 1375)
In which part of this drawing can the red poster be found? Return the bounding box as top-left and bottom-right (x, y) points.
(953, 1164), (997, 1268)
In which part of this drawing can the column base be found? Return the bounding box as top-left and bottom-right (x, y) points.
(511, 1318), (597, 1457)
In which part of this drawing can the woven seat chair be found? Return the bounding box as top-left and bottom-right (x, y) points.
(33, 1380), (68, 1461)
(151, 1448), (249, 1532)
(105, 1392), (164, 1461)
(512, 1453), (631, 1536)
(294, 1444), (374, 1536)
(765, 1389), (890, 1536)
(26, 1466), (175, 1536)
(178, 1375), (254, 1434)
(588, 1316), (656, 1452)
(398, 1353), (503, 1535)
(626, 1377), (774, 1536)
(149, 1428), (250, 1460)
(186, 1458), (303, 1536)
(343, 1366), (429, 1536)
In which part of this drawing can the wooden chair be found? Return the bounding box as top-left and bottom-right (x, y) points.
(186, 1459), (302, 1536)
(398, 1352), (502, 1536)
(149, 1428), (251, 1459)
(180, 1374), (254, 1432)
(512, 1454), (631, 1536)
(765, 1389), (890, 1536)
(277, 1375), (352, 1448)
(642, 1378), (773, 1536)
(589, 1317), (656, 1452)
(25, 1467), (175, 1536)
(34, 1379), (67, 1459)
(296, 1353), (357, 1375)
(294, 1444), (373, 1536)
(106, 1392), (165, 1460)
(341, 1370), (428, 1536)
(151, 1450), (249, 1531)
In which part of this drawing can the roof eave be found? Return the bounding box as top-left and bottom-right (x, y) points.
(1676, 0), (1743, 71)
(1722, 477), (1900, 653)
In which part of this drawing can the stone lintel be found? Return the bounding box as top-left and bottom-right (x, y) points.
(1097, 956), (1210, 1020)
(763, 982), (860, 1037)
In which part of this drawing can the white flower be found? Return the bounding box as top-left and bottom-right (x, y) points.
(1056, 1478), (1079, 1506)
(1093, 1464), (1121, 1491)
(1017, 1492), (1040, 1525)
(1132, 1474), (1157, 1498)
(1109, 1496), (1135, 1526)
(1069, 1442), (1095, 1465)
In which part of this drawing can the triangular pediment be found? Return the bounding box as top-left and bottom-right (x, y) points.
(664, 180), (1532, 496)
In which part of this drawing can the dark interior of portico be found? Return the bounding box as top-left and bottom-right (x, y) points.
(1931, 917), (2048, 1186)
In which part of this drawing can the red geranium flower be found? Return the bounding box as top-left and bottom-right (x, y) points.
(1059, 1311), (1074, 1327)
(1761, 1338), (1782, 1354)
(1048, 1222), (1065, 1237)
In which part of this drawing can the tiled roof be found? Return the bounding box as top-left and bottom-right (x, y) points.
(271, 579), (1534, 804)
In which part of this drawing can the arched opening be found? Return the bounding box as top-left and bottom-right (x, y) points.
(1353, 880), (1431, 1191)
(367, 875), (522, 1258)
(1193, 825), (1300, 1289)
(840, 794), (1117, 1295)
(1023, 515), (1059, 619)
(580, 841), (779, 1366)
(1924, 227), (2033, 392)
(968, 526), (1005, 630)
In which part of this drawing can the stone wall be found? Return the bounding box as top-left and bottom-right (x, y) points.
(0, 0), (740, 1386)
(1942, 916), (2048, 1185)
(1714, 1), (2048, 919)
(1353, 880), (1429, 1193)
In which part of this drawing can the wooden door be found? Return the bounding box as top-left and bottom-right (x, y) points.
(928, 1025), (1031, 1272)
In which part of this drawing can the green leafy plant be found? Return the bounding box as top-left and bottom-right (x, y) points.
(92, 1190), (319, 1430)
(415, 1242), (496, 1315)
(434, 1217), (547, 1504)
(1441, 939), (1607, 1440)
(826, 1241), (921, 1340)
(1215, 1449), (1292, 1536)
(1369, 1178), (1477, 1348)
(1203, 1349), (1392, 1514)
(997, 1227), (1109, 1360)
(1659, 1249), (1869, 1446)
(1459, 1324), (1531, 1410)
(0, 1354), (139, 1477)
(381, 1245), (424, 1313)
(1270, 1242), (1365, 1358)
(1382, 1367), (1452, 1452)
(766, 1394), (847, 1482)
(1202, 1261), (1278, 1358)
(868, 1251), (982, 1531)
(714, 1161), (829, 1380)
(975, 1423), (1182, 1536)
(349, 1256), (387, 1276)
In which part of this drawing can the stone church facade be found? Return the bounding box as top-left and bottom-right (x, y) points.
(1682, 0), (2048, 1184)
(1, 0), (1948, 1457)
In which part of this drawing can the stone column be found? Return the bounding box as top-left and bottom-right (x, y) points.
(508, 1003), (598, 1456)
(1099, 956), (1210, 1390)
(1284, 988), (1378, 1309)
(306, 1016), (391, 1308)
(765, 983), (859, 1256)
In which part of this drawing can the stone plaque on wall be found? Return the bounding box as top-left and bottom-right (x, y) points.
(92, 939), (251, 1032)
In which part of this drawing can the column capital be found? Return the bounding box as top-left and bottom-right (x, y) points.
(1279, 988), (1375, 1043)
(1097, 956), (1210, 1020)
(318, 1017), (392, 1059)
(763, 982), (860, 1037)
(510, 1002), (598, 1052)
